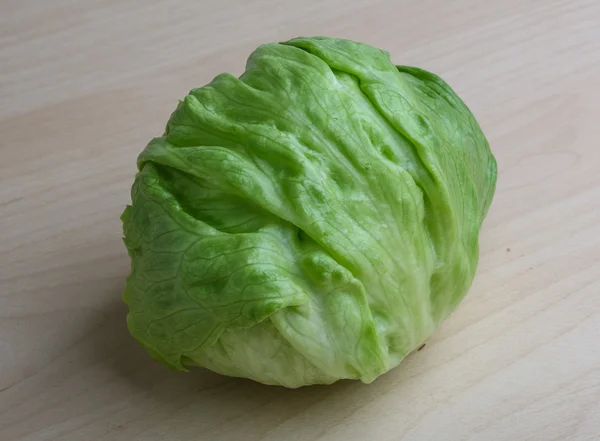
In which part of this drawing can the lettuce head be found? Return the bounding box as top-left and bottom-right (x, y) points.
(121, 37), (497, 387)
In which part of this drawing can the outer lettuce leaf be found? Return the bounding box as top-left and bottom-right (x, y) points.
(122, 37), (497, 387)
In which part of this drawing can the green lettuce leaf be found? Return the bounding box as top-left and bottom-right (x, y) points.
(122, 36), (497, 387)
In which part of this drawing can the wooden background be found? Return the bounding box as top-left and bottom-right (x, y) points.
(1, 0), (599, 440)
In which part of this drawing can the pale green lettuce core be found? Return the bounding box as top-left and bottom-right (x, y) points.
(121, 37), (497, 387)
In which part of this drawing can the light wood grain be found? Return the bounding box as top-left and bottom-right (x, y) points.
(1, 0), (600, 440)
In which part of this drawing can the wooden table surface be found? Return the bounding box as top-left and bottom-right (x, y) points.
(2, 1), (600, 440)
